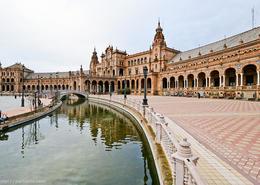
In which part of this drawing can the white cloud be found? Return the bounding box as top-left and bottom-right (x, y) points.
(0, 0), (259, 72)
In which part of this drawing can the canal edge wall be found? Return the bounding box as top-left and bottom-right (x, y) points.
(0, 101), (63, 131)
(89, 97), (172, 185)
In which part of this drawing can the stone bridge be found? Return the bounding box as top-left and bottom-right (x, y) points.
(59, 90), (88, 100)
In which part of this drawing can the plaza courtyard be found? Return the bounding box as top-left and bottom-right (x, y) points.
(107, 95), (260, 184)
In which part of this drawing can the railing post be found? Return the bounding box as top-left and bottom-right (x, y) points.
(156, 122), (162, 144)
(172, 138), (199, 185)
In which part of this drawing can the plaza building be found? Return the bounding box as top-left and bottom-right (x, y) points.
(0, 22), (260, 100)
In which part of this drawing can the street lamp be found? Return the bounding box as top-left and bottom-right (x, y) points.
(37, 75), (40, 107)
(109, 82), (112, 101)
(55, 72), (58, 102)
(21, 65), (25, 107)
(50, 74), (52, 96)
(142, 66), (148, 106)
(124, 79), (127, 100)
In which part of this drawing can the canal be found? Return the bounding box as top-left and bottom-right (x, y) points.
(0, 98), (159, 185)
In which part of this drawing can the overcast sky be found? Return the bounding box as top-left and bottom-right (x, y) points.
(0, 0), (259, 72)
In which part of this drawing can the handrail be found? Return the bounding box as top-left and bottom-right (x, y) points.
(108, 96), (207, 185)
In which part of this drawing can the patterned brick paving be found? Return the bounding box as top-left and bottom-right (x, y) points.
(143, 96), (260, 183)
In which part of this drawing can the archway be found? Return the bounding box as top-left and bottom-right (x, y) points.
(98, 81), (103, 93)
(73, 81), (77, 91)
(147, 78), (151, 89)
(243, 64), (257, 86)
(104, 81), (109, 93)
(92, 80), (97, 93)
(198, 72), (206, 87)
(225, 68), (236, 86)
(111, 81), (115, 92)
(210, 70), (220, 87)
(117, 81), (121, 90)
(170, 77), (175, 88)
(141, 79), (145, 89)
(187, 74), (194, 87)
(131, 80), (135, 90)
(85, 80), (90, 92)
(162, 77), (167, 89)
(178, 75), (184, 88)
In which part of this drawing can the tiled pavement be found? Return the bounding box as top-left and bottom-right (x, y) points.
(131, 96), (260, 184)
(100, 95), (259, 184)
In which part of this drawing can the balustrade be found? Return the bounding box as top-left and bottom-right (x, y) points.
(105, 96), (207, 185)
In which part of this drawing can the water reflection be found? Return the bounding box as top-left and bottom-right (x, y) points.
(59, 99), (141, 151)
(0, 98), (159, 185)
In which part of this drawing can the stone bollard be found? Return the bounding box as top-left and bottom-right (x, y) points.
(172, 138), (199, 185)
(147, 107), (152, 123)
(155, 122), (162, 144)
(159, 114), (165, 124)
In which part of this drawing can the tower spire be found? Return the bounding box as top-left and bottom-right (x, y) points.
(153, 20), (166, 47)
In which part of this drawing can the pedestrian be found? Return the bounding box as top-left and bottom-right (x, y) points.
(198, 92), (200, 99)
(0, 110), (1, 118)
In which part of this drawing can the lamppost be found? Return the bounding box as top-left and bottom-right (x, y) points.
(142, 66), (148, 106)
(55, 72), (58, 102)
(50, 74), (52, 96)
(124, 79), (127, 100)
(109, 82), (112, 101)
(37, 75), (40, 107)
(21, 65), (25, 107)
(34, 91), (37, 111)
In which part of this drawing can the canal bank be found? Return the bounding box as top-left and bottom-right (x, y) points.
(0, 98), (159, 185)
(0, 99), (62, 131)
(88, 96), (172, 185)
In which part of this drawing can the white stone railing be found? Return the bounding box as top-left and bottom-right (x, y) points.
(109, 96), (207, 185)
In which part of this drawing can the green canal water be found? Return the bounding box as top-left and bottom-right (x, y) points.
(0, 99), (159, 185)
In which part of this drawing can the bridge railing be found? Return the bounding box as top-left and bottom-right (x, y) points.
(107, 96), (207, 185)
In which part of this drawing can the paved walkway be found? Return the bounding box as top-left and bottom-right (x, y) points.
(146, 96), (260, 183)
(99, 95), (260, 184)
(3, 98), (51, 118)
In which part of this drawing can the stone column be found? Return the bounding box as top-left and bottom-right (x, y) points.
(236, 74), (239, 87)
(240, 73), (243, 86)
(219, 76), (222, 87)
(196, 78), (198, 88)
(114, 83), (118, 94)
(223, 75), (226, 87)
(176, 80), (178, 88)
(90, 82), (92, 93)
(97, 85), (99, 93)
(208, 77), (211, 87)
(257, 71), (260, 85)
(206, 77), (208, 87)
(103, 84), (105, 94)
(172, 138), (199, 185)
